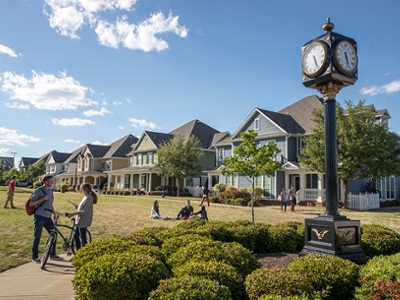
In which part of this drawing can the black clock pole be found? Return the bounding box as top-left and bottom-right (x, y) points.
(299, 19), (368, 264)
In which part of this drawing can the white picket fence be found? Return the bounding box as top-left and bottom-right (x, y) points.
(185, 186), (203, 197)
(347, 192), (380, 210)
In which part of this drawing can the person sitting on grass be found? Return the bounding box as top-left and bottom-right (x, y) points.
(150, 200), (170, 220)
(176, 200), (194, 220)
(140, 185), (148, 195)
(193, 205), (209, 221)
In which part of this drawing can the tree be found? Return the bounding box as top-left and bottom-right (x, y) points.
(223, 130), (282, 222)
(154, 135), (204, 196)
(27, 160), (46, 182)
(299, 99), (400, 207)
(0, 164), (4, 182)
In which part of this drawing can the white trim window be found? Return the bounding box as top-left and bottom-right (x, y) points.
(147, 152), (153, 164)
(384, 176), (395, 200)
(137, 153), (142, 165)
(128, 156), (133, 167)
(218, 148), (225, 161)
(297, 138), (305, 156)
(254, 118), (260, 131)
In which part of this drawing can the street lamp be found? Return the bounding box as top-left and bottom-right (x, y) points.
(11, 151), (17, 168)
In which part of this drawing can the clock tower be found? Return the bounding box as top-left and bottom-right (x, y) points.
(299, 19), (368, 264)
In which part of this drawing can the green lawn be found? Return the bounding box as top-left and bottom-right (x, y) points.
(1, 189), (400, 272)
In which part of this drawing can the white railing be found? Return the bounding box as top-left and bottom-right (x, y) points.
(185, 186), (203, 197)
(347, 192), (380, 210)
(297, 188), (325, 202)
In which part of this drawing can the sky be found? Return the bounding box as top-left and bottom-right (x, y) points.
(0, 0), (399, 166)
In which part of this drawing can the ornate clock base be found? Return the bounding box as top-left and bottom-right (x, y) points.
(299, 216), (369, 265)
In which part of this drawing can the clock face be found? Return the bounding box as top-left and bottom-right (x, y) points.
(334, 40), (357, 74)
(302, 42), (328, 77)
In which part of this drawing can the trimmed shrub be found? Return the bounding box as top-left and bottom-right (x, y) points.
(122, 226), (166, 246)
(253, 223), (270, 253)
(123, 190), (130, 195)
(210, 196), (221, 203)
(175, 217), (207, 230)
(226, 225), (256, 251)
(267, 225), (299, 253)
(148, 275), (232, 300)
(167, 240), (260, 278)
(73, 252), (171, 300)
(72, 237), (134, 270)
(178, 191), (192, 197)
(214, 183), (228, 193)
(173, 261), (245, 300)
(355, 252), (400, 300)
(361, 224), (400, 257)
(245, 268), (313, 300)
(287, 254), (360, 300)
(246, 186), (263, 198)
(161, 234), (213, 258)
(258, 295), (310, 300)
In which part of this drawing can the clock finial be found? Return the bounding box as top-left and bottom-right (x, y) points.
(323, 18), (335, 32)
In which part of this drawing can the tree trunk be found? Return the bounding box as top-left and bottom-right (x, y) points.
(251, 176), (255, 223)
(176, 177), (180, 196)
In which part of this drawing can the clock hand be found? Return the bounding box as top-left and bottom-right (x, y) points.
(345, 52), (349, 67)
(313, 56), (318, 68)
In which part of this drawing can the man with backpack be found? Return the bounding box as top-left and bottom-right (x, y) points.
(28, 175), (62, 264)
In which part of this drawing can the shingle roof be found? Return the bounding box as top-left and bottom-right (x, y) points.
(278, 95), (323, 134)
(20, 157), (38, 166)
(169, 119), (220, 149)
(64, 146), (85, 163)
(104, 134), (138, 158)
(85, 144), (111, 158)
(257, 108), (305, 134)
(211, 132), (231, 147)
(145, 131), (174, 147)
(50, 150), (71, 163)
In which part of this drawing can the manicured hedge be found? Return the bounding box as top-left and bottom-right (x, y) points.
(361, 224), (400, 257)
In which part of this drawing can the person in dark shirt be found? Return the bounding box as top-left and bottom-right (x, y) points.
(176, 200), (194, 220)
(194, 205), (209, 221)
(199, 186), (210, 207)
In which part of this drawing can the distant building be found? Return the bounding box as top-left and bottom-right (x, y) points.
(0, 157), (14, 172)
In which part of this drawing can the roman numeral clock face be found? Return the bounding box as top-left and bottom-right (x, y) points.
(302, 42), (328, 77)
(334, 40), (357, 74)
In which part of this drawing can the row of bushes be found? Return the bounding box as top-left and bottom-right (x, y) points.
(71, 220), (400, 299)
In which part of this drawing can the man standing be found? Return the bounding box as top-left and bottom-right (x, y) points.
(4, 175), (16, 209)
(289, 184), (297, 212)
(29, 175), (62, 264)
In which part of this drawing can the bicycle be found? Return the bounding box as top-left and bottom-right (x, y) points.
(41, 211), (92, 270)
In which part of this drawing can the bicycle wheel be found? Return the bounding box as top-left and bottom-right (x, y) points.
(41, 233), (56, 270)
(56, 224), (74, 256)
(71, 228), (92, 254)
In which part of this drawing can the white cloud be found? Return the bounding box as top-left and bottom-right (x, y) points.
(64, 138), (80, 143)
(95, 12), (188, 52)
(0, 127), (41, 146)
(52, 117), (95, 126)
(0, 147), (11, 155)
(360, 80), (400, 96)
(0, 44), (18, 57)
(43, 0), (187, 52)
(5, 102), (30, 109)
(118, 126), (125, 130)
(125, 97), (131, 103)
(0, 71), (97, 110)
(113, 101), (122, 105)
(128, 118), (160, 129)
(83, 107), (111, 117)
(91, 140), (108, 145)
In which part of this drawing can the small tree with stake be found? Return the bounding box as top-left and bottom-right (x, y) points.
(223, 130), (281, 222)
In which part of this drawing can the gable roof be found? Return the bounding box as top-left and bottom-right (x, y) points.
(64, 146), (85, 164)
(47, 150), (71, 164)
(104, 134), (138, 158)
(19, 157), (38, 167)
(169, 119), (220, 149)
(211, 132), (231, 147)
(278, 95), (324, 134)
(0, 157), (14, 167)
(84, 144), (111, 158)
(145, 131), (173, 147)
(257, 108), (305, 134)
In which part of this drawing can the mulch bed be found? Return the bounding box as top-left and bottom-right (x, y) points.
(256, 252), (299, 270)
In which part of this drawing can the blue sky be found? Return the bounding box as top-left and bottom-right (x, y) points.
(0, 0), (399, 166)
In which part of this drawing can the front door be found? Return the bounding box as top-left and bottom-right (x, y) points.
(293, 175), (300, 191)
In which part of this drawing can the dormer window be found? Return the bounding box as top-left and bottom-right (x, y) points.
(254, 118), (260, 131)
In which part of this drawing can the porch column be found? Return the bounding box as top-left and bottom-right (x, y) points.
(300, 173), (306, 201)
(149, 173), (152, 191)
(317, 173), (323, 202)
(107, 174), (111, 191)
(130, 173), (134, 191)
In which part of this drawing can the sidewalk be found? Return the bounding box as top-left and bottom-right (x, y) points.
(0, 254), (75, 300)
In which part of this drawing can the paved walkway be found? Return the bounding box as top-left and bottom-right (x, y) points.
(0, 254), (74, 300)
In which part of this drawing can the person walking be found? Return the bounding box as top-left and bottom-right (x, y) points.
(289, 184), (297, 212)
(4, 175), (16, 209)
(29, 175), (62, 264)
(67, 183), (97, 250)
(280, 188), (287, 212)
(199, 186), (210, 207)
